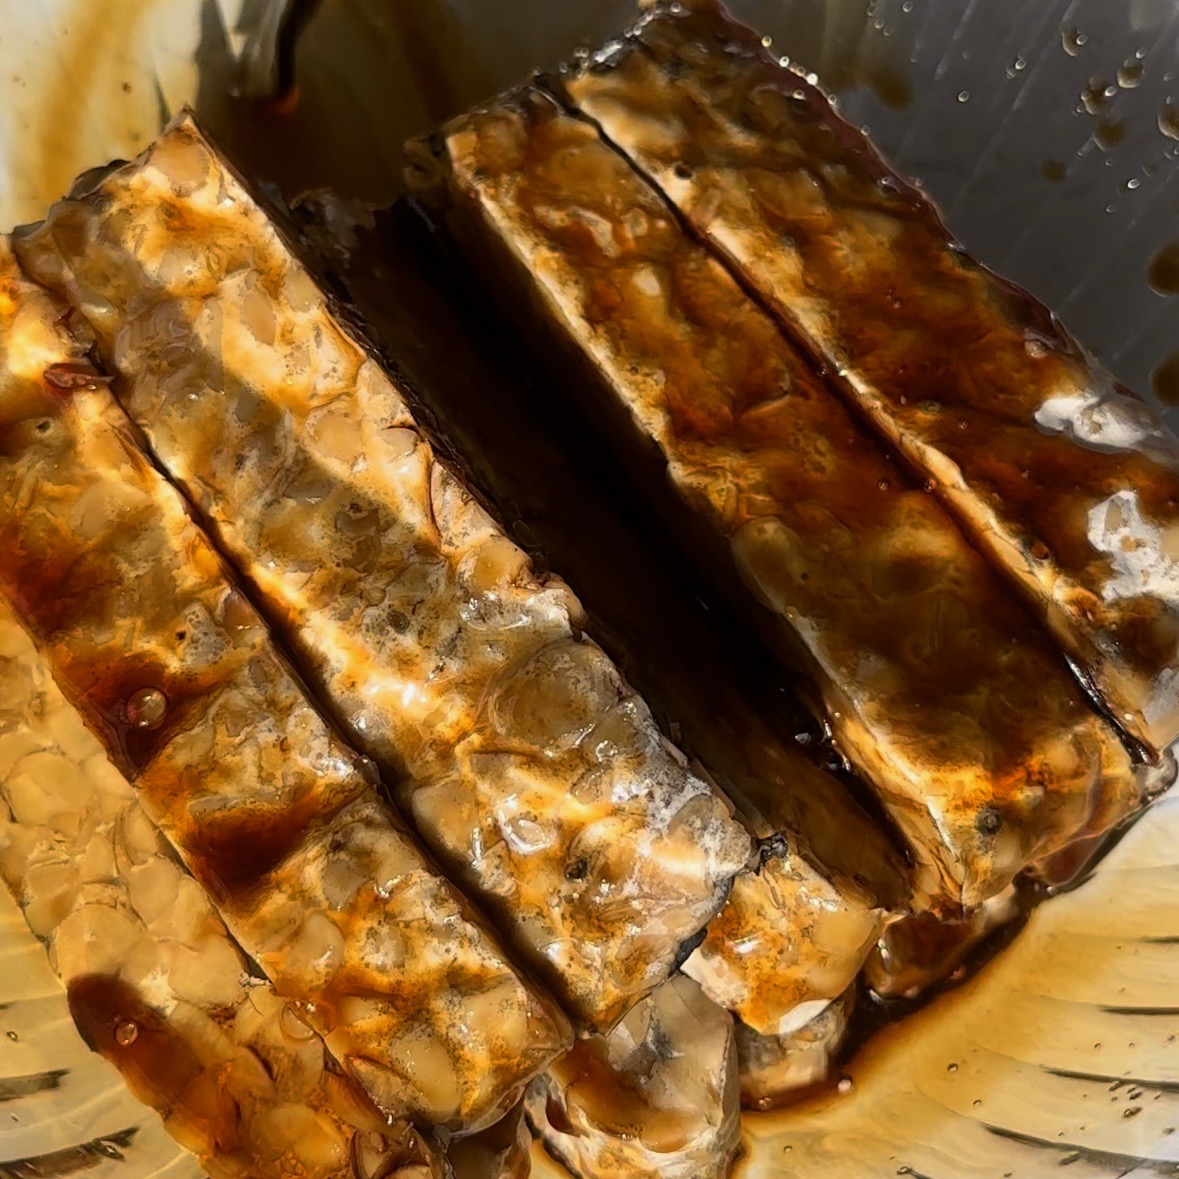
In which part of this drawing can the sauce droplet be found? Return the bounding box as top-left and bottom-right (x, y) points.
(1151, 351), (1179, 406)
(956, 90), (970, 103)
(1159, 100), (1179, 140)
(1061, 26), (1088, 56)
(1041, 159), (1067, 183)
(114, 1020), (139, 1047)
(1095, 118), (1126, 151)
(837, 1074), (854, 1093)
(1148, 240), (1179, 295)
(1081, 78), (1110, 115)
(1118, 59), (1144, 88)
(124, 687), (167, 730)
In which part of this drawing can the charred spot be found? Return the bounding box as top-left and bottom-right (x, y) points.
(976, 806), (1004, 837)
(671, 923), (709, 971)
(564, 857), (589, 881)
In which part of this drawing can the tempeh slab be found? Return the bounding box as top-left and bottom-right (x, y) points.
(408, 86), (1155, 907)
(0, 240), (570, 1133)
(15, 115), (752, 1031)
(563, 0), (1179, 760)
(0, 598), (446, 1177)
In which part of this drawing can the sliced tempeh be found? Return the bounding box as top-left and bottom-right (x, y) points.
(0, 600), (446, 1178)
(300, 201), (903, 1036)
(562, 0), (1179, 759)
(525, 974), (739, 1179)
(0, 240), (570, 1133)
(736, 987), (853, 1110)
(406, 86), (1156, 907)
(15, 114), (752, 1030)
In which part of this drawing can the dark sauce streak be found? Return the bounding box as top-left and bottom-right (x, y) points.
(1152, 351), (1179, 407)
(0, 1127), (139, 1179)
(983, 1122), (1172, 1171)
(0, 1070), (68, 1103)
(1149, 239), (1179, 296)
(67, 975), (242, 1154)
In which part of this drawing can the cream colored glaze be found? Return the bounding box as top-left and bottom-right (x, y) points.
(410, 87), (1152, 908)
(15, 115), (752, 1032)
(0, 239), (570, 1133)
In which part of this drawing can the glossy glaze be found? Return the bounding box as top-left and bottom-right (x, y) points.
(525, 974), (739, 1179)
(565, 0), (1179, 757)
(0, 600), (444, 1178)
(0, 241), (570, 1132)
(312, 199), (904, 1038)
(15, 116), (752, 1031)
(412, 88), (1150, 907)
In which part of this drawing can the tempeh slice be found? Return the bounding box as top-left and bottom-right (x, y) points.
(0, 600), (445, 1179)
(406, 87), (1155, 907)
(562, 0), (1179, 759)
(0, 241), (570, 1132)
(524, 974), (739, 1179)
(298, 201), (902, 1037)
(15, 114), (752, 1031)
(736, 987), (853, 1110)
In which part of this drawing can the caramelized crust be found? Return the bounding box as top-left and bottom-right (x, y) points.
(408, 88), (1152, 906)
(0, 241), (570, 1133)
(563, 0), (1179, 758)
(0, 600), (445, 1179)
(15, 116), (751, 1030)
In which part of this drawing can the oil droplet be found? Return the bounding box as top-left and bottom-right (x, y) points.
(957, 90), (970, 103)
(902, 0), (913, 10)
(124, 687), (167, 730)
(1007, 55), (1028, 78)
(1151, 352), (1179, 406)
(1041, 159), (1067, 182)
(1126, 177), (1141, 190)
(114, 1020), (138, 1046)
(877, 477), (891, 491)
(761, 34), (773, 48)
(1061, 26), (1088, 56)
(1160, 100), (1179, 140)
(1081, 78), (1110, 114)
(1118, 59), (1144, 88)
(1095, 118), (1126, 150)
(1148, 240), (1179, 295)
(6, 1031), (18, 1042)
(837, 1075), (854, 1093)
(1124, 1106), (1142, 1119)
(947, 1062), (959, 1073)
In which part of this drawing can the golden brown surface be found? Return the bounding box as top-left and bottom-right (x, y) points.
(525, 974), (739, 1179)
(0, 240), (569, 1132)
(410, 87), (1150, 907)
(16, 115), (751, 1031)
(565, 0), (1179, 759)
(0, 600), (447, 1179)
(318, 203), (903, 1037)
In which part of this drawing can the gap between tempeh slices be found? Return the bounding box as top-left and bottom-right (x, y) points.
(289, 196), (909, 1037)
(406, 85), (1164, 909)
(0, 240), (572, 1133)
(13, 113), (753, 1032)
(0, 600), (447, 1178)
(560, 0), (1179, 762)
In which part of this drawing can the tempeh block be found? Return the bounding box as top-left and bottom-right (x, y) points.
(563, 0), (1179, 759)
(407, 87), (1155, 907)
(0, 240), (570, 1133)
(15, 115), (752, 1030)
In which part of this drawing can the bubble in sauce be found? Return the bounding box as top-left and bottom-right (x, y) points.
(124, 687), (167, 730)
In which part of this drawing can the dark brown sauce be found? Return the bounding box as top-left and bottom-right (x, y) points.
(67, 975), (242, 1153)
(1151, 350), (1179, 406)
(1148, 239), (1179, 295)
(1095, 118), (1126, 151)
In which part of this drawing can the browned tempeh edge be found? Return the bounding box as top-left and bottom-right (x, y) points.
(558, 0), (1179, 767)
(13, 115), (754, 1032)
(298, 197), (911, 911)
